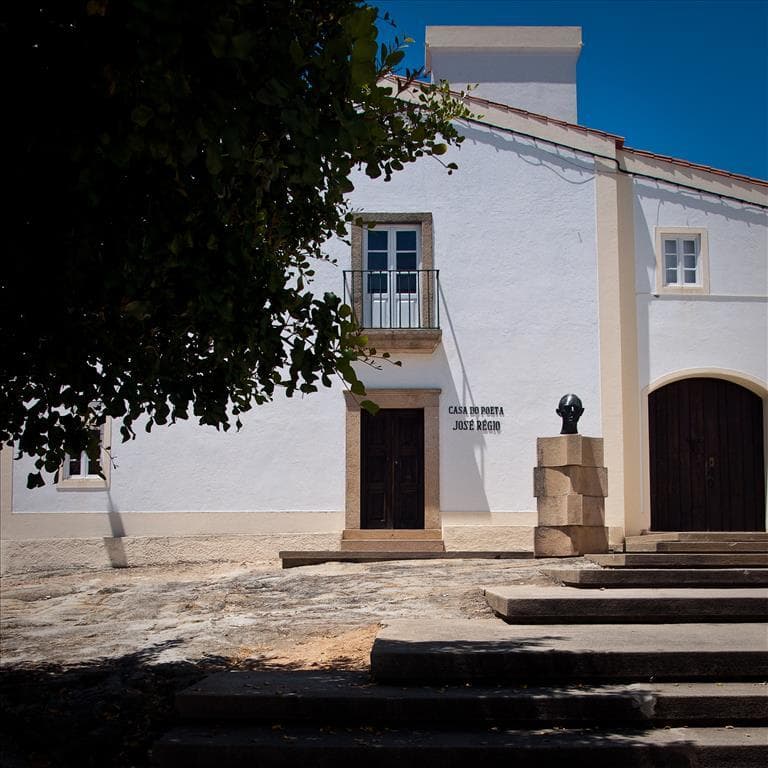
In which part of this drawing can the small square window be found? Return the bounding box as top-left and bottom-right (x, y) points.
(655, 229), (709, 295)
(663, 236), (699, 286)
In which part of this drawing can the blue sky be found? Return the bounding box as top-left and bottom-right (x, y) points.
(374, 0), (768, 180)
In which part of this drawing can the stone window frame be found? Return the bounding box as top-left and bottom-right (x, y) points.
(350, 213), (440, 353)
(343, 388), (441, 532)
(654, 227), (710, 296)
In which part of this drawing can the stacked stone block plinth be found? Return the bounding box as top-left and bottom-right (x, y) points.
(534, 435), (609, 557)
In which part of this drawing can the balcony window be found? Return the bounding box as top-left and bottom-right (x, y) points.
(346, 213), (440, 353)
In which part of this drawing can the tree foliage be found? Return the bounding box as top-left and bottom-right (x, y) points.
(1, 0), (471, 486)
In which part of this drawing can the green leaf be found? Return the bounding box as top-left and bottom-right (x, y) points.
(4, 0), (470, 485)
(206, 144), (223, 175)
(385, 49), (405, 68)
(208, 32), (228, 58)
(231, 32), (253, 60)
(352, 38), (378, 63)
(131, 105), (154, 128)
(350, 60), (375, 87)
(360, 400), (380, 415)
(289, 39), (304, 67)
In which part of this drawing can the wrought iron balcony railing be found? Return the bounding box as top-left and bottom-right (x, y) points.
(343, 269), (440, 330)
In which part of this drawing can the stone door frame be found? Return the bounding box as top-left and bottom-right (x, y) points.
(344, 389), (441, 531)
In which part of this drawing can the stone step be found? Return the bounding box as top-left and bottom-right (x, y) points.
(655, 541), (768, 553)
(342, 529), (443, 540)
(153, 725), (768, 767)
(625, 533), (768, 552)
(370, 619), (768, 684)
(175, 670), (768, 727)
(543, 568), (768, 588)
(587, 553), (768, 568)
(339, 539), (445, 552)
(483, 586), (768, 623)
(278, 551), (533, 568)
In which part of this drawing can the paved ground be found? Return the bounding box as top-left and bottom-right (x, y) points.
(0, 557), (591, 668)
(0, 556), (590, 767)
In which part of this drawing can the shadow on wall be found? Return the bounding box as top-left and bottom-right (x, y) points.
(634, 192), (656, 399)
(634, 181), (767, 227)
(104, 490), (129, 567)
(460, 122), (595, 186)
(437, 283), (492, 515)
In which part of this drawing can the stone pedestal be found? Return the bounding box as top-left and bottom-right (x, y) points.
(534, 435), (609, 557)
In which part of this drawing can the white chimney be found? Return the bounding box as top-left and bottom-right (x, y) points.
(425, 26), (582, 123)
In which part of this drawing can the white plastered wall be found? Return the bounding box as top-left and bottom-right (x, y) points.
(428, 50), (579, 122)
(425, 26), (581, 122)
(348, 123), (601, 537)
(3, 120), (602, 569)
(632, 178), (768, 532)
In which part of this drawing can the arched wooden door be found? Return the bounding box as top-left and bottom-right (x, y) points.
(649, 378), (765, 531)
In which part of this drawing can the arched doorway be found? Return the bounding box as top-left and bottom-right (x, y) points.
(649, 377), (765, 531)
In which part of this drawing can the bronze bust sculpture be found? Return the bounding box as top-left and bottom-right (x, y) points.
(556, 394), (583, 434)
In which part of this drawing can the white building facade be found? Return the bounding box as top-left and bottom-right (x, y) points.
(2, 27), (766, 572)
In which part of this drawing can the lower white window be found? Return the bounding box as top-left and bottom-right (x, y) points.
(57, 419), (112, 490)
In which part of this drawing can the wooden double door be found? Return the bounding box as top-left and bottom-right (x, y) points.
(361, 408), (424, 529)
(649, 377), (765, 531)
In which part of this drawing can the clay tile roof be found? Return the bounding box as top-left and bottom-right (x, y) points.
(622, 146), (768, 188)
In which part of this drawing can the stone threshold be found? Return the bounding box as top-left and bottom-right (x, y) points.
(279, 550), (534, 569)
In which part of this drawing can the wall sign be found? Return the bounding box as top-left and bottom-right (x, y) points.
(448, 405), (505, 433)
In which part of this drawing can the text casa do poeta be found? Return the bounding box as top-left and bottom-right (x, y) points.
(449, 405), (505, 432)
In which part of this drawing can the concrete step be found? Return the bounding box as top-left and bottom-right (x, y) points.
(342, 529), (443, 540)
(483, 586), (768, 623)
(279, 551), (533, 568)
(153, 725), (768, 767)
(370, 619), (768, 684)
(655, 541), (768, 553)
(587, 553), (768, 568)
(175, 670), (768, 727)
(339, 539), (446, 552)
(543, 568), (768, 588)
(625, 533), (768, 552)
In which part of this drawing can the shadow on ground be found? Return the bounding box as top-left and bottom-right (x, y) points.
(0, 641), (325, 768)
